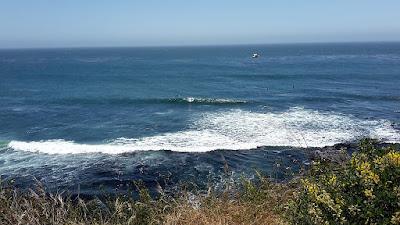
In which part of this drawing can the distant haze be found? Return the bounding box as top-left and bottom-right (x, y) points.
(1, 0), (400, 48)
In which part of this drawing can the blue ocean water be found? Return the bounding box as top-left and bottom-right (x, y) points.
(0, 43), (399, 194)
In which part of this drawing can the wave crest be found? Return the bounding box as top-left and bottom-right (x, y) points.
(52, 97), (247, 106)
(168, 97), (247, 104)
(8, 108), (400, 154)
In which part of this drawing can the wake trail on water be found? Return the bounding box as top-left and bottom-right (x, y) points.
(7, 107), (400, 154)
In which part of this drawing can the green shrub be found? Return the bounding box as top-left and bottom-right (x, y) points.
(1, 139), (398, 224)
(287, 139), (400, 225)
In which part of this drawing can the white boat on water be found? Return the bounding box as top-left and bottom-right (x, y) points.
(252, 53), (259, 58)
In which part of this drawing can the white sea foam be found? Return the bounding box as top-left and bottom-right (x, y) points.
(172, 97), (247, 104)
(8, 108), (400, 154)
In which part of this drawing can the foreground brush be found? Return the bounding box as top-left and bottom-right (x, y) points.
(0, 139), (398, 225)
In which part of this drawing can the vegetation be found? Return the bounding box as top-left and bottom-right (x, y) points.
(287, 139), (400, 225)
(0, 178), (290, 225)
(0, 139), (398, 225)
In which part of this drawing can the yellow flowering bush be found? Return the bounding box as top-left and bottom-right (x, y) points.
(288, 139), (400, 225)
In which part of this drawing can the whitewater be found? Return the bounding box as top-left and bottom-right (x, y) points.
(1, 43), (400, 194)
(8, 108), (400, 154)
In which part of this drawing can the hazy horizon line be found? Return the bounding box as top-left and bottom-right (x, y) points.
(1, 40), (399, 51)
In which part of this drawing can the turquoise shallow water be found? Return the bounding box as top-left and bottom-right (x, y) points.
(0, 42), (399, 194)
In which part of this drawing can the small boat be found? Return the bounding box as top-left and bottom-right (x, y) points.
(252, 53), (259, 58)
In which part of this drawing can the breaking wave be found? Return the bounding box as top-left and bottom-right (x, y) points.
(8, 107), (400, 154)
(51, 97), (248, 106)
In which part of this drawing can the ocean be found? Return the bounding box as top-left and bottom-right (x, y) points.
(0, 42), (399, 195)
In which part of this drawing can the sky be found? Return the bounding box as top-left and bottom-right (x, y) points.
(0, 0), (400, 48)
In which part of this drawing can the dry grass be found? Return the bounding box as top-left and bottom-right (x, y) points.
(164, 176), (295, 225)
(0, 176), (295, 225)
(1, 140), (397, 224)
(163, 194), (289, 225)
